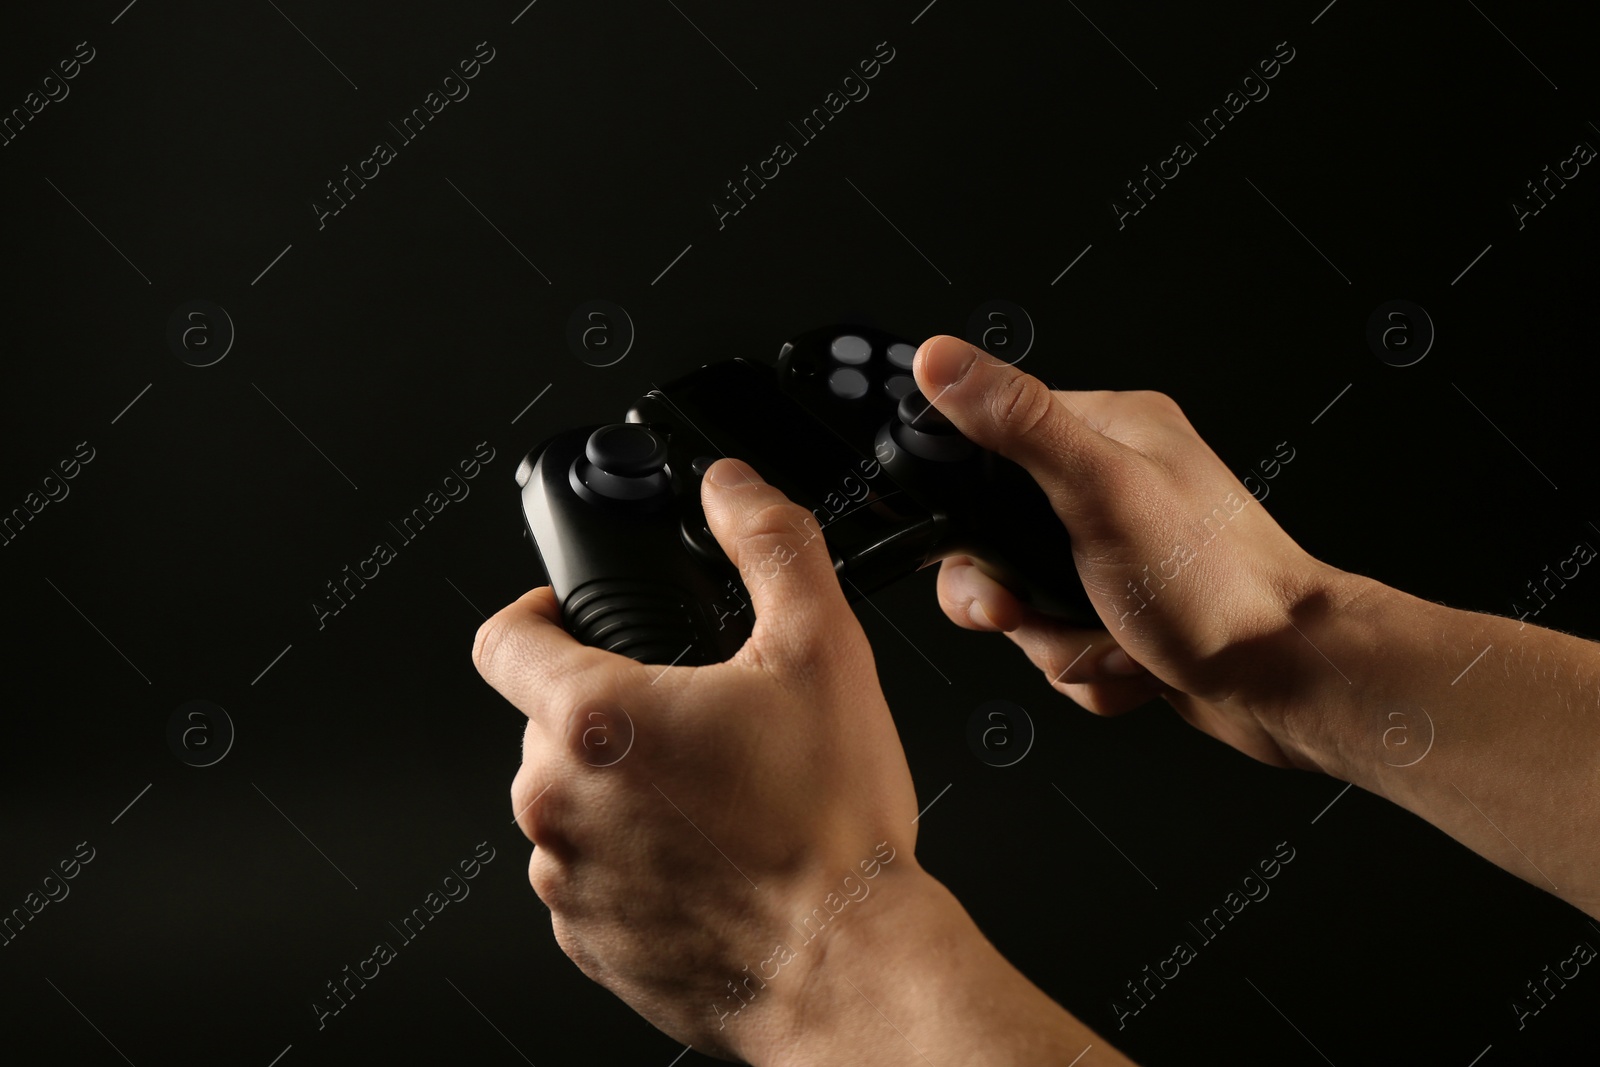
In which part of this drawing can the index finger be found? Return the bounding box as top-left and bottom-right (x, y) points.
(473, 586), (636, 719)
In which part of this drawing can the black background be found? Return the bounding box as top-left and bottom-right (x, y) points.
(2, 1), (1597, 1064)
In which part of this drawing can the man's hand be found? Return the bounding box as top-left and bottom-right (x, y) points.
(915, 334), (1600, 917)
(915, 334), (1354, 770)
(475, 458), (1136, 1065)
(475, 458), (923, 1058)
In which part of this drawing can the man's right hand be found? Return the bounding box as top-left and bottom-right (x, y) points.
(913, 334), (1359, 771)
(914, 334), (1600, 918)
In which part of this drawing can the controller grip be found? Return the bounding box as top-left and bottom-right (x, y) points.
(562, 577), (747, 666)
(971, 550), (1093, 623)
(956, 489), (1098, 625)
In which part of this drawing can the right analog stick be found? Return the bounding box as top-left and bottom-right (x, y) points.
(881, 390), (974, 462)
(897, 391), (956, 433)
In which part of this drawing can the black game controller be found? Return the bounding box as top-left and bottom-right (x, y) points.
(515, 326), (1095, 665)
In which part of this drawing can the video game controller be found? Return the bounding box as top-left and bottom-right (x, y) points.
(515, 325), (1096, 665)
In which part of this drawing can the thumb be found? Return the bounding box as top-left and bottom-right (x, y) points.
(912, 334), (1126, 526)
(699, 458), (862, 676)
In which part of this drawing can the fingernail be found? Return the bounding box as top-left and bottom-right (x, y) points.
(1100, 647), (1146, 676)
(706, 458), (763, 488)
(967, 599), (1001, 631)
(918, 337), (978, 388)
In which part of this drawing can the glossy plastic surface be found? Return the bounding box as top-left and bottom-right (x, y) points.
(517, 327), (1094, 664)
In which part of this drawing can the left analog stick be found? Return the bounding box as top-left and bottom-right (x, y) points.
(572, 424), (672, 505)
(587, 423), (669, 477)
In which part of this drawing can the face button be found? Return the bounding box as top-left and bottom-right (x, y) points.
(827, 367), (870, 400)
(829, 334), (873, 365)
(883, 374), (919, 401)
(886, 342), (917, 370)
(680, 512), (724, 564)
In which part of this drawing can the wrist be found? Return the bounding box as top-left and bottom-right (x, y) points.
(1246, 566), (1402, 780)
(750, 863), (950, 1066)
(755, 863), (1127, 1067)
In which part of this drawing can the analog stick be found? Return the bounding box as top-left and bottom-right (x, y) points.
(897, 391), (956, 433)
(587, 423), (669, 476)
(571, 424), (672, 505)
(879, 390), (973, 462)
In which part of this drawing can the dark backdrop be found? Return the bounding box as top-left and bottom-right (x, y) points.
(2, 1), (1597, 1064)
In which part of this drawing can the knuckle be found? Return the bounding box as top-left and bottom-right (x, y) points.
(472, 614), (511, 676)
(1132, 389), (1183, 417)
(558, 697), (626, 763)
(510, 772), (557, 843)
(991, 371), (1057, 437)
(550, 689), (594, 744)
(935, 569), (977, 623)
(1040, 645), (1086, 687)
(528, 848), (572, 911)
(734, 501), (815, 567)
(742, 609), (841, 685)
(746, 498), (813, 541)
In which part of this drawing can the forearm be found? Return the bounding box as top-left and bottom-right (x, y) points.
(1273, 573), (1600, 916)
(760, 867), (1135, 1067)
